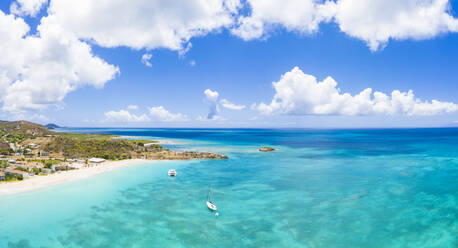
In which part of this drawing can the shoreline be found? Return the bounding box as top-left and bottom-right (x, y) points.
(114, 135), (185, 145)
(0, 159), (150, 196)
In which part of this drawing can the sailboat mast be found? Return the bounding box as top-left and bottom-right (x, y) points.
(207, 186), (212, 202)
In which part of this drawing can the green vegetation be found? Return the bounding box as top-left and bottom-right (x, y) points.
(2, 175), (19, 182)
(15, 167), (28, 172)
(44, 135), (162, 160)
(0, 121), (165, 161)
(60, 132), (116, 140)
(30, 167), (41, 175)
(1, 133), (27, 143)
(44, 160), (60, 169)
(0, 160), (8, 168)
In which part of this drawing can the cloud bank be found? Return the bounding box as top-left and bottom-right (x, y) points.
(232, 0), (458, 51)
(254, 67), (458, 116)
(2, 0), (458, 118)
(42, 0), (240, 52)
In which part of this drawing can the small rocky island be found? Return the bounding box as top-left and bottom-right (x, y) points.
(259, 147), (275, 152)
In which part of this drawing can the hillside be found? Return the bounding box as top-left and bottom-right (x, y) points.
(43, 134), (147, 160)
(0, 121), (54, 143)
(0, 120), (227, 161)
(0, 140), (11, 155)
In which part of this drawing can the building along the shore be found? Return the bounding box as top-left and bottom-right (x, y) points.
(5, 168), (29, 179)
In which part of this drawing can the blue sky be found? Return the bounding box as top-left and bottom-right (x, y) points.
(0, 0), (457, 128)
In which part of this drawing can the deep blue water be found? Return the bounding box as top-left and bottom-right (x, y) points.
(1, 128), (457, 247)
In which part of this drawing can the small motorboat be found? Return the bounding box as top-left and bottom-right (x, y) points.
(206, 186), (217, 211)
(168, 169), (177, 177)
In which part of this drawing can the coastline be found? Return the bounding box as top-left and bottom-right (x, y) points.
(0, 159), (149, 196)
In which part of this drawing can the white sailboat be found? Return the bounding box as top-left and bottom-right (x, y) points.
(206, 187), (217, 211)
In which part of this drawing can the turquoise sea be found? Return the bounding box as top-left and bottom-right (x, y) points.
(1, 128), (457, 247)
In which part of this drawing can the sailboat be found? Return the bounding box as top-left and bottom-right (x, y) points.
(206, 187), (217, 211)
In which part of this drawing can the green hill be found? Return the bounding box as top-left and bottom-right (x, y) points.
(0, 121), (54, 143)
(43, 134), (148, 160)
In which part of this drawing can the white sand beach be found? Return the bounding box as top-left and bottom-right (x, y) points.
(0, 159), (149, 196)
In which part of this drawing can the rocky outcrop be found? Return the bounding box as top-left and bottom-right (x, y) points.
(145, 150), (228, 160)
(259, 147), (275, 152)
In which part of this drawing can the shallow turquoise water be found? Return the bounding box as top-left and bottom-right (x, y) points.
(1, 128), (457, 247)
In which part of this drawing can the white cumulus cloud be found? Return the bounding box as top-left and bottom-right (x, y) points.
(232, 0), (333, 40)
(10, 0), (48, 17)
(148, 106), (189, 122)
(220, 99), (245, 110)
(254, 67), (458, 116)
(127, 105), (139, 110)
(232, 0), (458, 51)
(203, 89), (246, 119)
(330, 0), (458, 51)
(42, 0), (241, 52)
(0, 10), (119, 114)
(104, 109), (150, 122)
(141, 53), (152, 67)
(204, 89), (220, 119)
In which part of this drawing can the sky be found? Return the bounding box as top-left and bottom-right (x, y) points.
(0, 0), (457, 128)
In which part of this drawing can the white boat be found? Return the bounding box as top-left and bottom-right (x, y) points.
(206, 186), (217, 211)
(206, 201), (217, 211)
(168, 169), (177, 176)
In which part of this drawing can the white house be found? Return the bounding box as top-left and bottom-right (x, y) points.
(88, 158), (106, 163)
